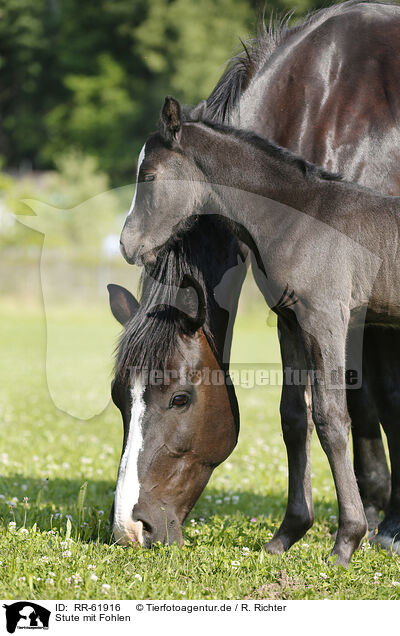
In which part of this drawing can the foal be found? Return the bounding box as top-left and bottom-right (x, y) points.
(120, 97), (400, 567)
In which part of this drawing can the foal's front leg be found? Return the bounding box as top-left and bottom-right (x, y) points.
(265, 317), (314, 554)
(304, 324), (368, 567)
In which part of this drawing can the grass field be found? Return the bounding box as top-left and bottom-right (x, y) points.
(0, 287), (400, 600)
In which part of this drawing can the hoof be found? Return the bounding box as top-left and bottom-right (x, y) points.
(326, 552), (349, 569)
(364, 506), (380, 533)
(265, 537), (286, 554)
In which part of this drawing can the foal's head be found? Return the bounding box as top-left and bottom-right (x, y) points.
(109, 241), (241, 548)
(120, 97), (219, 266)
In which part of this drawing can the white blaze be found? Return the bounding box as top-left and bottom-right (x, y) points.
(113, 380), (145, 546)
(129, 144), (146, 215)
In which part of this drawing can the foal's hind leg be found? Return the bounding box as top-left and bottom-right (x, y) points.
(347, 327), (390, 530)
(265, 317), (314, 554)
(370, 397), (400, 553)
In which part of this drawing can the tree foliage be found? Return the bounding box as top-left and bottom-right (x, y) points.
(0, 0), (329, 184)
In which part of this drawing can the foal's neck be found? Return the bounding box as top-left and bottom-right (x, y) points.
(194, 123), (333, 221)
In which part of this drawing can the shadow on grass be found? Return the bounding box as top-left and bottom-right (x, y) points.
(0, 474), (337, 548)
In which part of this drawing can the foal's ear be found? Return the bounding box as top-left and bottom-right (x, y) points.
(176, 274), (206, 334)
(160, 96), (182, 145)
(107, 284), (140, 326)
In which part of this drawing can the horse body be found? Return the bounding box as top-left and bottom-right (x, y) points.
(117, 0), (400, 554)
(233, 0), (400, 198)
(122, 99), (400, 566)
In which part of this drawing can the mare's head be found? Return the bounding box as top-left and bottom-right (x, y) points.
(109, 228), (243, 547)
(120, 97), (217, 266)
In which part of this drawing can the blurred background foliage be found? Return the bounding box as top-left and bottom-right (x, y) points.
(1, 0), (331, 183)
(0, 0), (333, 258)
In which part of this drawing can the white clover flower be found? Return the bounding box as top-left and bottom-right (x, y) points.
(101, 583), (111, 594)
(134, 574), (143, 581)
(62, 550), (72, 558)
(320, 573), (328, 579)
(231, 560), (240, 569)
(97, 510), (104, 516)
(90, 574), (98, 582)
(18, 528), (29, 537)
(392, 581), (400, 587)
(87, 564), (96, 570)
(46, 578), (54, 586)
(241, 547), (250, 555)
(8, 521), (16, 531)
(48, 571), (55, 577)
(18, 576), (26, 582)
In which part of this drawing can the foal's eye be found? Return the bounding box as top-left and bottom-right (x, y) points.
(143, 173), (156, 182)
(170, 393), (189, 408)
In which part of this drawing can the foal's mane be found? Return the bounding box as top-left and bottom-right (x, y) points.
(191, 118), (343, 183)
(205, 0), (394, 123)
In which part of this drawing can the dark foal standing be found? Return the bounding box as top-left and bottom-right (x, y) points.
(207, 0), (400, 538)
(120, 97), (400, 567)
(118, 0), (400, 553)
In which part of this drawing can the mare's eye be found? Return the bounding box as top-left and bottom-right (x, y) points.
(170, 393), (189, 408)
(143, 173), (155, 182)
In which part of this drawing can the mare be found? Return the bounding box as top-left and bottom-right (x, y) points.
(109, 218), (247, 547)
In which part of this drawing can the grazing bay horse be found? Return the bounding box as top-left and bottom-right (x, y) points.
(118, 0), (400, 555)
(109, 218), (248, 546)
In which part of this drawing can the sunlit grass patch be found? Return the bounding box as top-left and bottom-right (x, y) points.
(0, 302), (400, 599)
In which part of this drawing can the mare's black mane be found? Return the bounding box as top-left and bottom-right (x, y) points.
(115, 218), (223, 382)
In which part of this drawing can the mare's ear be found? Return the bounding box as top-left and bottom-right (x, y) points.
(160, 96), (182, 145)
(107, 284), (140, 326)
(176, 274), (206, 334)
(190, 100), (207, 121)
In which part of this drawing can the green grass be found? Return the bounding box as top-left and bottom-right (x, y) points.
(0, 295), (400, 600)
